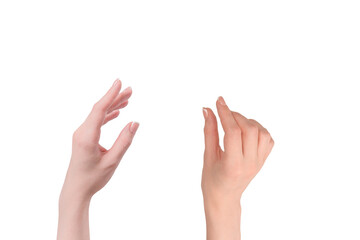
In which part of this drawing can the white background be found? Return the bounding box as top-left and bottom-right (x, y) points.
(0, 0), (359, 239)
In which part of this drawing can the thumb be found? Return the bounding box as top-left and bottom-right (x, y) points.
(105, 121), (139, 164)
(203, 107), (220, 159)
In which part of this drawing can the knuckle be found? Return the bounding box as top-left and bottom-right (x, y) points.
(102, 158), (119, 170)
(204, 126), (211, 134)
(92, 102), (100, 110)
(122, 139), (132, 149)
(72, 129), (81, 142)
(245, 123), (259, 135)
(93, 101), (106, 112)
(227, 128), (242, 138)
(72, 129), (91, 148)
(259, 129), (270, 139)
(248, 118), (257, 124)
(204, 126), (218, 136)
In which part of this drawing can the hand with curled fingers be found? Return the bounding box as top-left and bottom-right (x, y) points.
(57, 79), (139, 240)
(201, 96), (274, 240)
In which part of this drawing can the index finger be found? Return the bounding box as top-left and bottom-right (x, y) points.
(216, 96), (242, 156)
(84, 79), (122, 133)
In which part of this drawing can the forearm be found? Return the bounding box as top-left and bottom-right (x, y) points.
(204, 197), (241, 240)
(57, 188), (91, 240)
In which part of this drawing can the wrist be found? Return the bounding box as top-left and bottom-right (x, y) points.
(202, 188), (242, 206)
(57, 186), (91, 240)
(203, 193), (241, 240)
(59, 184), (92, 208)
(203, 196), (241, 219)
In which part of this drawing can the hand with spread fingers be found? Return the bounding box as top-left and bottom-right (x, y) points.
(202, 96), (274, 240)
(57, 79), (139, 240)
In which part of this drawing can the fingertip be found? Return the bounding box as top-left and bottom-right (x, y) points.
(130, 121), (140, 134)
(203, 107), (220, 156)
(202, 107), (208, 119)
(216, 96), (227, 116)
(105, 121), (136, 162)
(205, 108), (217, 124)
(114, 109), (120, 116)
(217, 96), (226, 106)
(203, 108), (218, 132)
(206, 107), (216, 117)
(122, 86), (132, 94)
(112, 78), (122, 92)
(126, 87), (133, 98)
(113, 78), (122, 89)
(113, 78), (121, 86)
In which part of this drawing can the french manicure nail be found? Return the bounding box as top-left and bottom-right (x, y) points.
(217, 96), (226, 106)
(130, 121), (139, 133)
(202, 108), (208, 119)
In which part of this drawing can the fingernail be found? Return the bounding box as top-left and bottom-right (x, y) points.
(202, 107), (208, 119)
(217, 96), (226, 106)
(113, 79), (120, 86)
(124, 86), (132, 92)
(130, 121), (139, 133)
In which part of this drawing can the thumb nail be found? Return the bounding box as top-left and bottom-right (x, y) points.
(130, 121), (139, 133)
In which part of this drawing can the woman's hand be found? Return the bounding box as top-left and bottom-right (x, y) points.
(61, 79), (139, 201)
(201, 96), (274, 240)
(57, 79), (139, 240)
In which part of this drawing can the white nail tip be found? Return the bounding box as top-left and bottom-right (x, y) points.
(203, 108), (208, 117)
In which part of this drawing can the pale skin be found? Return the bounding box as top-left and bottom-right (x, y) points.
(57, 79), (139, 240)
(57, 80), (274, 240)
